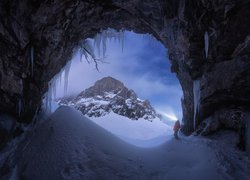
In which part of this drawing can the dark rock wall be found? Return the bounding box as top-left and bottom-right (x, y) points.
(0, 0), (250, 135)
(247, 113), (250, 157)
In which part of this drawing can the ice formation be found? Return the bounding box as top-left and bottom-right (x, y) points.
(43, 29), (125, 113)
(63, 61), (71, 94)
(204, 31), (209, 59)
(193, 79), (201, 130)
(93, 28), (125, 58)
(94, 34), (102, 56)
(44, 61), (71, 113)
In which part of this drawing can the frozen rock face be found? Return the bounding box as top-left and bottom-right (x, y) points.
(0, 0), (250, 136)
(59, 77), (157, 120)
(200, 107), (245, 134)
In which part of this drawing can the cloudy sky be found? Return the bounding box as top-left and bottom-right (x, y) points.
(55, 31), (183, 120)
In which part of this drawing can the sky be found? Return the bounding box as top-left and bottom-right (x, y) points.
(54, 31), (183, 120)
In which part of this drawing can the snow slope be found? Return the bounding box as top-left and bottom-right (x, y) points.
(89, 112), (172, 147)
(15, 106), (235, 180)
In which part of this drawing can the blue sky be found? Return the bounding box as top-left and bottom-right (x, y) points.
(56, 31), (183, 120)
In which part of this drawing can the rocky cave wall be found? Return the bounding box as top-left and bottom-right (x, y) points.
(0, 0), (250, 138)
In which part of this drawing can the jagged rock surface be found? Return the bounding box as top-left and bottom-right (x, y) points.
(59, 77), (157, 120)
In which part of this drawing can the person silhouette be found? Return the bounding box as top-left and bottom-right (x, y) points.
(173, 120), (181, 139)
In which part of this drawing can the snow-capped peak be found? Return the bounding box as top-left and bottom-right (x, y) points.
(58, 76), (157, 121)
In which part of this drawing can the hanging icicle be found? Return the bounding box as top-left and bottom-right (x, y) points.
(204, 31), (209, 59)
(102, 31), (107, 57)
(92, 28), (125, 58)
(94, 34), (102, 57)
(64, 61), (71, 95)
(120, 30), (125, 52)
(47, 82), (52, 113)
(193, 79), (201, 130)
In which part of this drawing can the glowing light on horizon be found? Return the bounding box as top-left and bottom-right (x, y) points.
(162, 113), (178, 121)
(157, 109), (178, 121)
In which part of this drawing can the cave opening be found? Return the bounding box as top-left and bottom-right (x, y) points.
(0, 0), (250, 179)
(43, 29), (183, 147)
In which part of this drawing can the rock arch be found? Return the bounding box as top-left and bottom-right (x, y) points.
(0, 0), (250, 134)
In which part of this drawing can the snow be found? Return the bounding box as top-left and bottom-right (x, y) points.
(137, 97), (143, 102)
(193, 79), (201, 130)
(89, 112), (172, 147)
(76, 98), (109, 106)
(15, 106), (244, 179)
(76, 97), (92, 104)
(104, 92), (116, 98)
(204, 31), (209, 58)
(125, 99), (133, 108)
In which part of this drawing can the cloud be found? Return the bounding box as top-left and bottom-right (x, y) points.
(54, 31), (183, 119)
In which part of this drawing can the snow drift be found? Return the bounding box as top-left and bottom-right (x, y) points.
(15, 106), (229, 180)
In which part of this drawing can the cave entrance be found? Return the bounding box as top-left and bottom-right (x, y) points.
(44, 30), (183, 147)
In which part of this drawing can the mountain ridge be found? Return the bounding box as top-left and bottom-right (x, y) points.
(58, 76), (157, 121)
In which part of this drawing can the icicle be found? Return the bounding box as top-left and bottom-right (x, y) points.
(80, 47), (89, 61)
(37, 63), (62, 114)
(84, 40), (95, 59)
(64, 61), (71, 95)
(102, 31), (107, 57)
(94, 34), (102, 56)
(193, 79), (201, 130)
(79, 39), (96, 62)
(204, 31), (209, 59)
(52, 78), (57, 100)
(119, 29), (125, 52)
(30, 46), (34, 76)
(79, 54), (83, 62)
(93, 28), (125, 58)
(59, 70), (62, 86)
(46, 82), (52, 113)
(181, 95), (184, 101)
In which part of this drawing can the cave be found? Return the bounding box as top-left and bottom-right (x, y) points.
(1, 0), (250, 179)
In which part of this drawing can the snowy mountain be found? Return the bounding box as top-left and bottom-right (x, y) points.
(58, 76), (157, 121)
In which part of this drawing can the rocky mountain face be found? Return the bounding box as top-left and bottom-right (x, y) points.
(59, 77), (157, 121)
(0, 0), (249, 151)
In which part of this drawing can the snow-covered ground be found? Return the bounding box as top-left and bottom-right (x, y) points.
(89, 112), (173, 147)
(13, 106), (249, 180)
